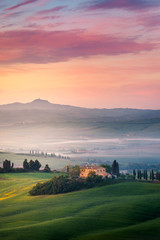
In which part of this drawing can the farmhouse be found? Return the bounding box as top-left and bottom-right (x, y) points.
(80, 164), (111, 178)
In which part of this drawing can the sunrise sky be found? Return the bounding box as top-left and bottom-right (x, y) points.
(0, 0), (160, 109)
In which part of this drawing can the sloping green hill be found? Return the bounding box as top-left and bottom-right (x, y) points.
(0, 173), (160, 240)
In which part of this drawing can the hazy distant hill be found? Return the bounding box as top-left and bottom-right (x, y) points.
(0, 99), (160, 150)
(1, 98), (160, 123)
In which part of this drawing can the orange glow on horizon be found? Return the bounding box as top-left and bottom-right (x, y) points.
(0, 50), (160, 109)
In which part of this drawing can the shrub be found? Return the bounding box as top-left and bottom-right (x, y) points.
(29, 175), (85, 196)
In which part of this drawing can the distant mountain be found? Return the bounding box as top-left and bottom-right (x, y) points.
(0, 98), (160, 120)
(0, 99), (65, 110)
(0, 99), (160, 144)
(26, 99), (53, 108)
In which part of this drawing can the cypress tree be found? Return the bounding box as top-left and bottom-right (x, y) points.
(23, 159), (29, 170)
(143, 170), (146, 180)
(116, 162), (119, 177)
(3, 160), (11, 172)
(139, 170), (141, 180)
(151, 169), (154, 181)
(156, 172), (160, 180)
(112, 160), (117, 175)
(137, 170), (141, 180)
(143, 170), (148, 180)
(150, 171), (152, 180)
(44, 164), (51, 172)
(145, 170), (148, 180)
(29, 160), (35, 171)
(112, 160), (119, 176)
(133, 169), (136, 179)
(35, 160), (41, 171)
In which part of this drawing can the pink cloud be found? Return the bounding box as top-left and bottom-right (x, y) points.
(1, 11), (24, 20)
(27, 15), (59, 21)
(33, 0), (52, 7)
(4, 0), (38, 11)
(26, 5), (66, 23)
(24, 22), (62, 30)
(83, 0), (160, 11)
(0, 30), (155, 64)
(136, 14), (160, 28)
(37, 6), (67, 15)
(0, 23), (14, 29)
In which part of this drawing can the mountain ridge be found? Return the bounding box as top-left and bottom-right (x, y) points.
(0, 99), (160, 125)
(0, 98), (159, 111)
(0, 99), (160, 149)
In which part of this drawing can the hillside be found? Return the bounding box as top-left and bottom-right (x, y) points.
(0, 173), (160, 240)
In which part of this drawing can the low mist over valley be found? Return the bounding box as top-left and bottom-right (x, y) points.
(0, 99), (160, 166)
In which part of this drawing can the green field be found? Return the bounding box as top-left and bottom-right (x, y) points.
(0, 173), (160, 240)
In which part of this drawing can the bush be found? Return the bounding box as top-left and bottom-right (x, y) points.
(86, 172), (104, 188)
(29, 175), (85, 196)
(29, 173), (132, 196)
(43, 164), (51, 172)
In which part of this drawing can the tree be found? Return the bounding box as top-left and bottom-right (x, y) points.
(112, 160), (119, 176)
(29, 160), (35, 171)
(156, 172), (160, 181)
(66, 165), (80, 177)
(126, 174), (135, 180)
(26, 159), (41, 171)
(151, 169), (155, 181)
(29, 175), (85, 196)
(112, 160), (116, 175)
(118, 174), (125, 180)
(139, 170), (142, 180)
(88, 171), (96, 178)
(143, 170), (148, 180)
(150, 171), (152, 180)
(3, 160), (13, 172)
(44, 164), (51, 172)
(137, 170), (141, 180)
(74, 165), (80, 177)
(23, 159), (29, 170)
(101, 164), (112, 173)
(116, 162), (119, 177)
(145, 170), (148, 180)
(133, 169), (136, 179)
(34, 160), (41, 171)
(67, 165), (70, 175)
(86, 171), (103, 187)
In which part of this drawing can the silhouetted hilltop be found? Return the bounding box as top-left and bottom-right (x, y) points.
(0, 98), (160, 118)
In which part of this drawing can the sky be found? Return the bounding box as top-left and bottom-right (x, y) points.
(0, 0), (160, 109)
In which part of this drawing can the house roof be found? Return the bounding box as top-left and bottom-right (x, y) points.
(80, 164), (105, 170)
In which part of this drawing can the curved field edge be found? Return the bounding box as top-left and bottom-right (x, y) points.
(0, 173), (160, 240)
(74, 217), (160, 240)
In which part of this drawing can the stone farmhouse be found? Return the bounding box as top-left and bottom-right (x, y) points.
(80, 164), (111, 178)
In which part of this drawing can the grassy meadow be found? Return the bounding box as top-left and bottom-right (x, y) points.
(0, 173), (160, 239)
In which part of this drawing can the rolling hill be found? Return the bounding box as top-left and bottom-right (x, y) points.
(0, 173), (160, 240)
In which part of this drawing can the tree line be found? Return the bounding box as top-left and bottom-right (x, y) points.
(0, 159), (51, 173)
(133, 169), (160, 181)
